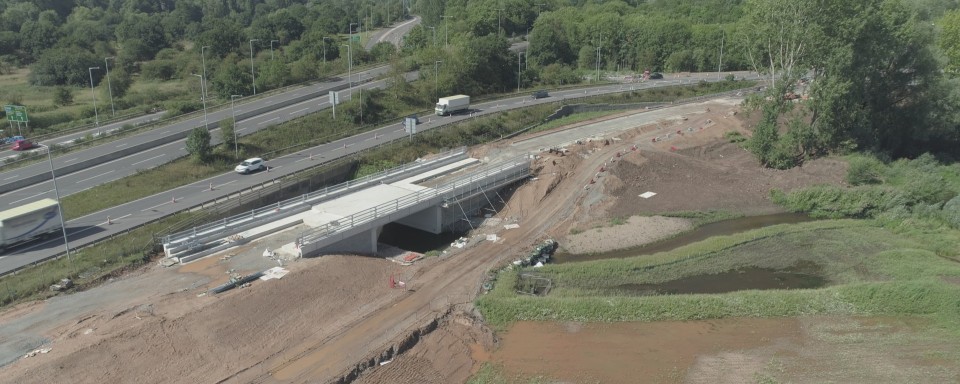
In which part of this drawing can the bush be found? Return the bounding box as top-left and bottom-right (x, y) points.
(163, 100), (201, 118)
(846, 155), (885, 185)
(140, 60), (177, 81)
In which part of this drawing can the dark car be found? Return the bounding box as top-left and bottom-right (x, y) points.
(11, 139), (33, 151)
(531, 90), (549, 99)
(649, 72), (664, 80)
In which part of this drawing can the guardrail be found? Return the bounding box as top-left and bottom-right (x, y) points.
(161, 147), (468, 253)
(300, 155), (531, 246)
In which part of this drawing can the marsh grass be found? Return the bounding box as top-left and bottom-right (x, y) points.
(477, 220), (960, 332)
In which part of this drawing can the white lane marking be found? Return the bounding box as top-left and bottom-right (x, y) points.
(63, 158), (79, 163)
(2, 174), (19, 181)
(291, 108), (308, 115)
(216, 180), (237, 189)
(142, 198), (178, 211)
(161, 130), (170, 134)
(116, 143), (128, 148)
(292, 93), (300, 97)
(131, 154), (165, 166)
(9, 190), (52, 205)
(259, 117), (279, 125)
(76, 170), (114, 184)
(99, 213), (131, 226)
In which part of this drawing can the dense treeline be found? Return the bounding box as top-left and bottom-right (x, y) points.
(0, 0), (408, 93)
(4, 0), (960, 163)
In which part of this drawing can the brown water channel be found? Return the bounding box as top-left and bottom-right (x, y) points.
(553, 212), (814, 264)
(552, 213), (825, 294)
(613, 261), (826, 295)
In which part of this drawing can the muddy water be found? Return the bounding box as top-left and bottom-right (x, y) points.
(553, 212), (813, 264)
(612, 261), (826, 296)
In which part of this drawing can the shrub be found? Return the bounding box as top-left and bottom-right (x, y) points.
(846, 155), (885, 185)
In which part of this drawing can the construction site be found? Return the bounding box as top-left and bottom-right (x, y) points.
(0, 97), (855, 383)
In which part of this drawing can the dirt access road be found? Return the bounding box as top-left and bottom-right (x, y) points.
(0, 98), (766, 384)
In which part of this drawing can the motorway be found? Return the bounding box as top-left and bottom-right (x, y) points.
(365, 16), (421, 50)
(0, 71), (415, 209)
(0, 72), (761, 274)
(0, 111), (165, 161)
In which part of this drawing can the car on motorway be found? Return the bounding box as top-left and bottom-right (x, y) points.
(531, 90), (549, 99)
(11, 139), (33, 151)
(649, 72), (664, 79)
(2, 135), (24, 145)
(235, 157), (265, 174)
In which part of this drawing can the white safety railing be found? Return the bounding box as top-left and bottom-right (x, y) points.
(162, 147), (467, 247)
(300, 155), (531, 245)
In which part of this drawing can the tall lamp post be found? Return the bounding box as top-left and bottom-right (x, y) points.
(427, 26), (436, 46)
(270, 39), (279, 60)
(537, 3), (545, 16)
(201, 46), (210, 102)
(496, 8), (504, 37)
(717, 30), (725, 80)
(322, 37), (331, 65)
(517, 51), (523, 92)
(104, 57), (115, 117)
(343, 44), (352, 92)
(350, 22), (358, 44)
(249, 39), (260, 95)
(43, 145), (71, 259)
(441, 15), (453, 46)
(434, 60), (442, 101)
(230, 94), (242, 157)
(191, 74), (208, 130)
(88, 67), (100, 131)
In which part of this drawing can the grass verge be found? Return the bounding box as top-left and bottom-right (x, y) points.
(477, 219), (960, 332)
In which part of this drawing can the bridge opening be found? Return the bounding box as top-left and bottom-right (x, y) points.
(377, 223), (466, 253)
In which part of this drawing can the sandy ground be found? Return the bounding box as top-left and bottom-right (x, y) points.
(561, 215), (694, 254)
(488, 316), (960, 383)
(0, 96), (852, 384)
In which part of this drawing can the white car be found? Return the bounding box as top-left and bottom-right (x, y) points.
(235, 157), (265, 174)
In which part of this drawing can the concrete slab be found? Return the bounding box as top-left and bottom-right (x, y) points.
(312, 184), (422, 217)
(394, 158), (480, 188)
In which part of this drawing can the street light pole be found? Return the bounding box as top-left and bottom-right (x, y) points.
(717, 30), (725, 80)
(497, 8), (504, 37)
(434, 60), (442, 101)
(201, 45), (210, 102)
(427, 26), (436, 46)
(270, 39), (279, 60)
(44, 145), (70, 260)
(192, 74), (208, 130)
(343, 44), (352, 92)
(350, 22), (358, 45)
(249, 39), (260, 95)
(517, 51), (523, 92)
(537, 3), (545, 16)
(231, 95), (242, 158)
(88, 67), (100, 131)
(441, 15), (452, 46)
(104, 57), (115, 117)
(322, 37), (331, 65)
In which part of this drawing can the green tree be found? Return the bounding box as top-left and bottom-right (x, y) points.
(53, 86), (73, 106)
(29, 47), (101, 86)
(186, 127), (212, 163)
(220, 118), (236, 155)
(211, 58), (252, 99)
(938, 9), (960, 75)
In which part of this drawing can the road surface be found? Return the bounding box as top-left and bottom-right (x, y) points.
(365, 16), (421, 50)
(0, 66), (395, 199)
(0, 73), (761, 275)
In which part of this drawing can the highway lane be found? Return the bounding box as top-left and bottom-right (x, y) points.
(0, 71), (417, 207)
(0, 72), (762, 274)
(365, 16), (421, 50)
(0, 65), (395, 195)
(0, 111), (165, 161)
